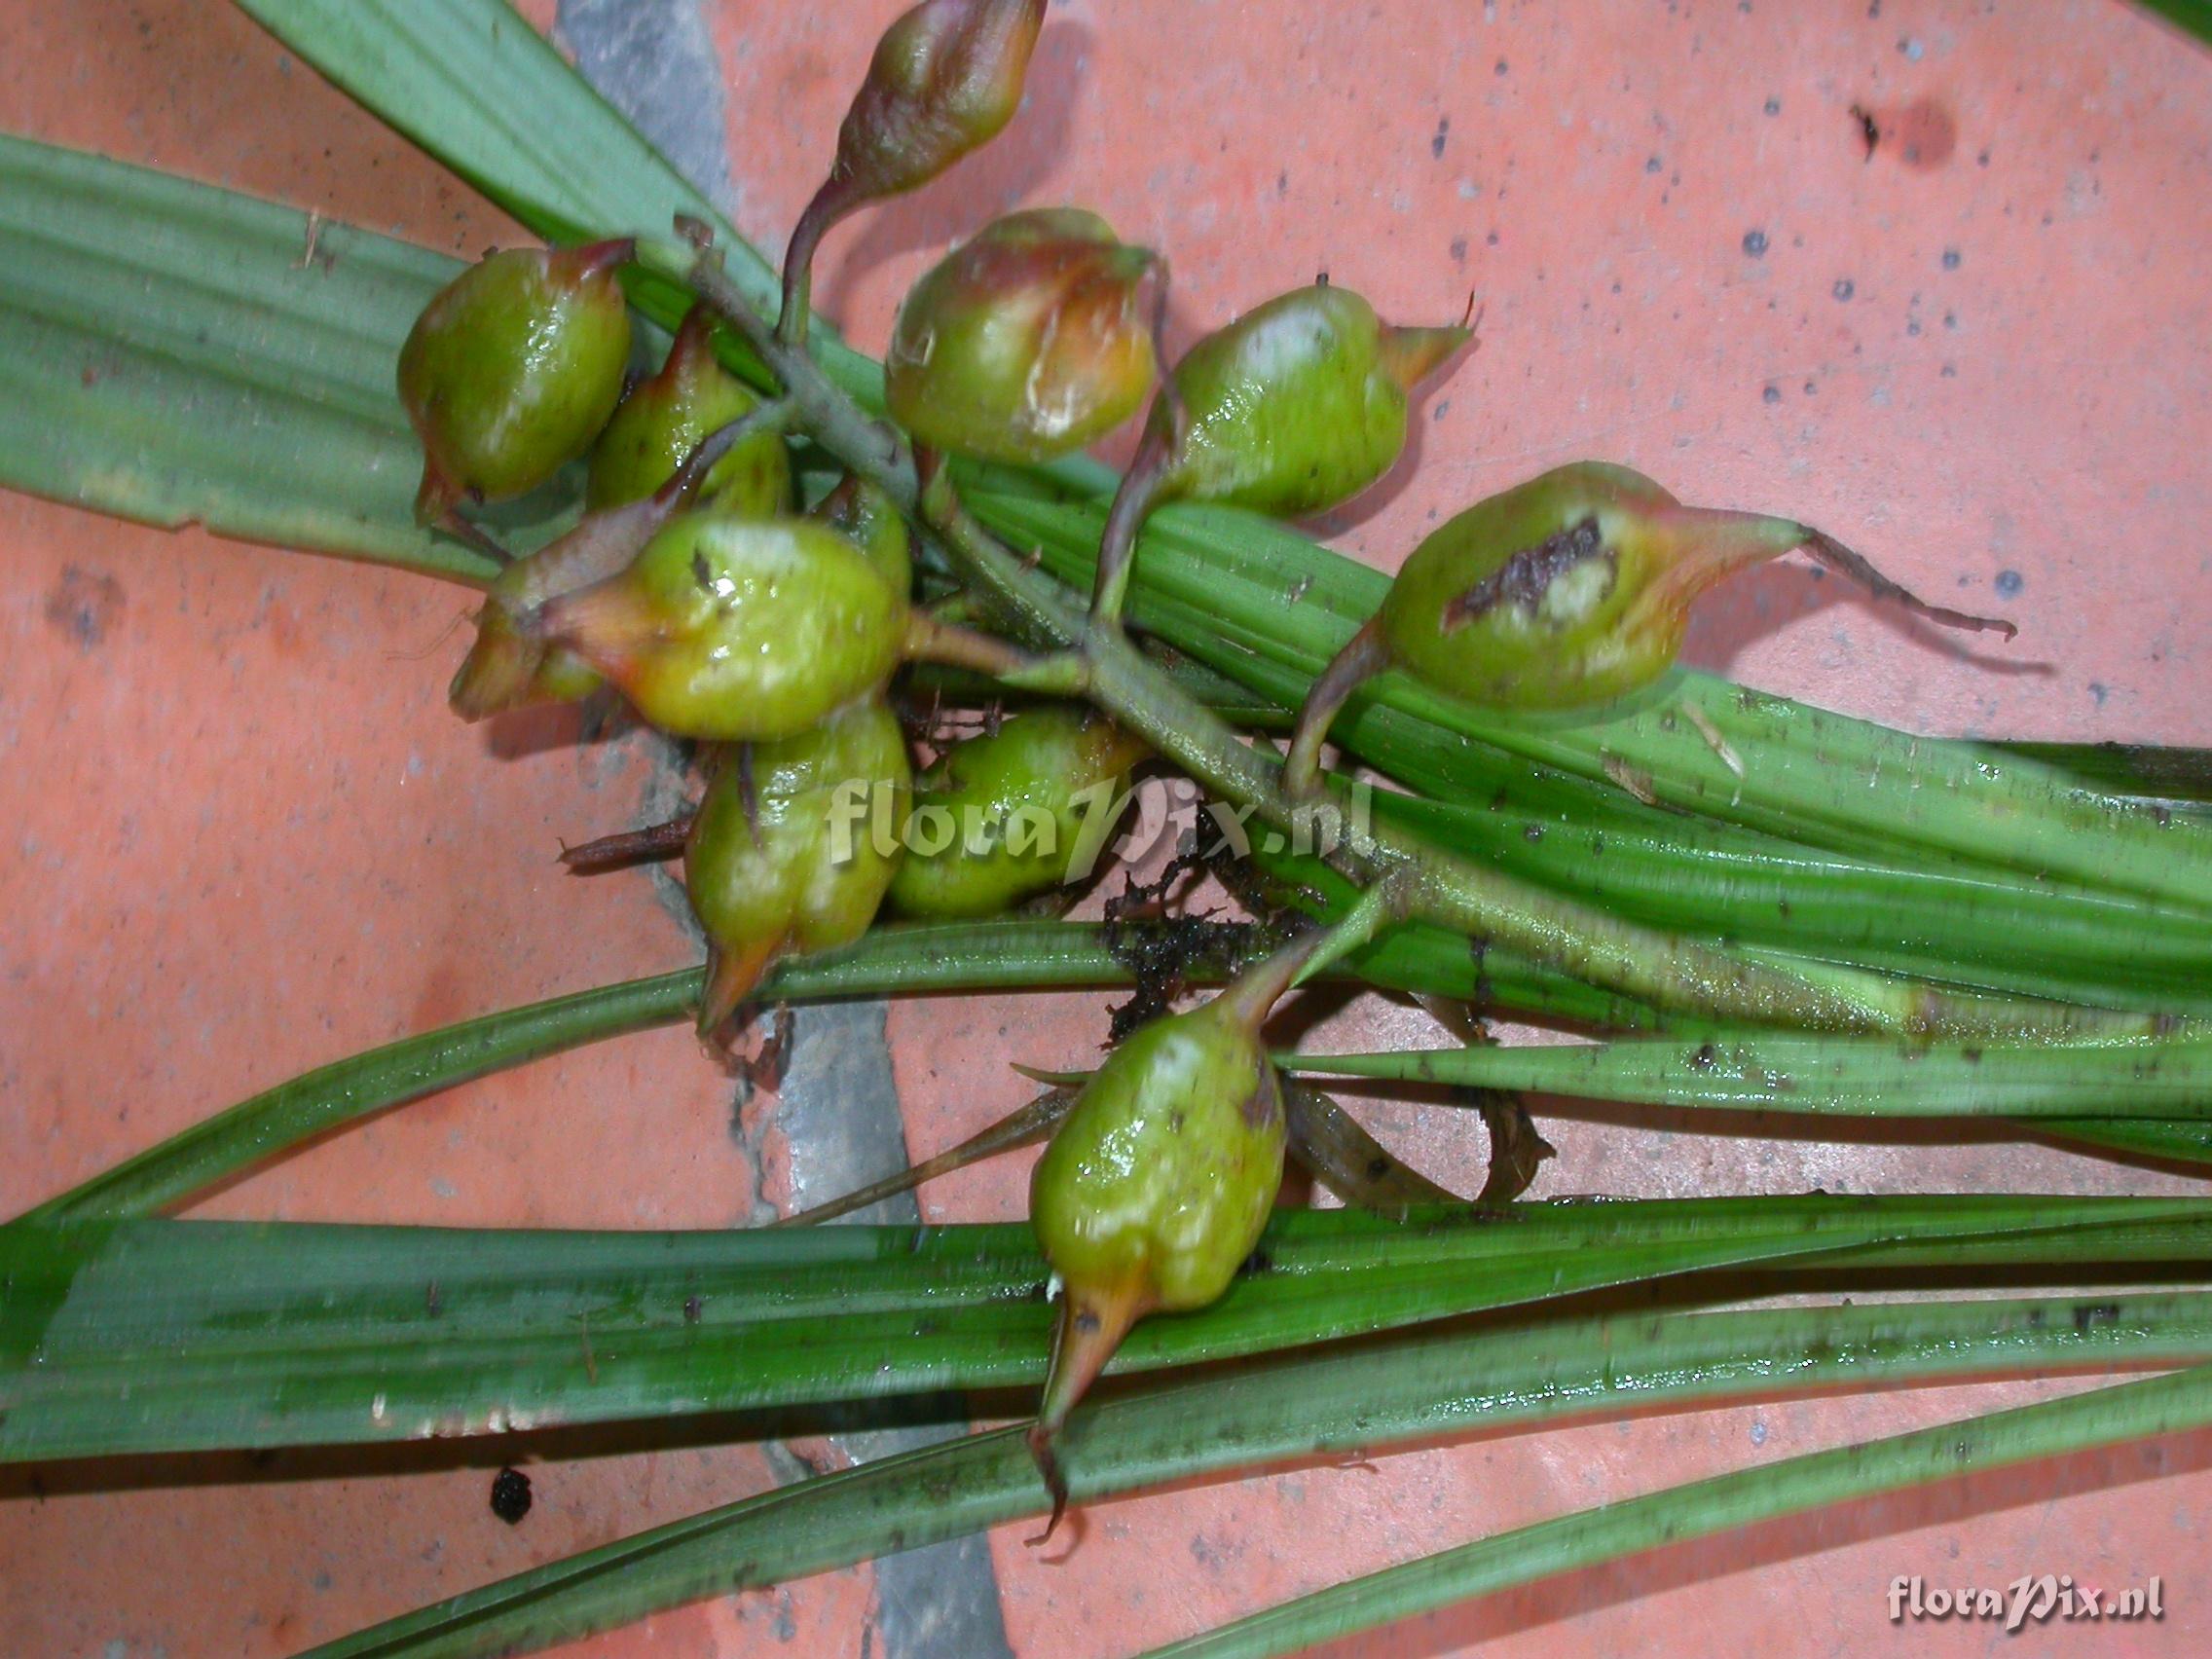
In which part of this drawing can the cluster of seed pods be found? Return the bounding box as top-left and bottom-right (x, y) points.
(395, 0), (2014, 1537)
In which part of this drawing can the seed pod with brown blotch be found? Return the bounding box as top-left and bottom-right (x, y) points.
(1282, 461), (2017, 792)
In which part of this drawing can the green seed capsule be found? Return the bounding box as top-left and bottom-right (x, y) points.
(1378, 461), (2017, 712)
(885, 208), (1162, 463)
(890, 707), (1146, 919)
(1157, 282), (1467, 517)
(809, 475), (912, 598)
(529, 510), (910, 741)
(1029, 995), (1283, 1399)
(585, 309), (792, 515)
(685, 699), (911, 1033)
(397, 240), (634, 524)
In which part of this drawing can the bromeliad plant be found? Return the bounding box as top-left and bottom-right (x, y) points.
(6, 1), (2212, 1655)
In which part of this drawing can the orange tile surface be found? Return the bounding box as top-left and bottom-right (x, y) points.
(4, 1), (2211, 1655)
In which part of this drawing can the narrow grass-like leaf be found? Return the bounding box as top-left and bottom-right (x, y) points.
(1145, 1363), (2212, 1659)
(301, 1294), (2212, 1659)
(12, 1198), (2211, 1461)
(0, 133), (512, 581)
(1292, 1033), (2212, 1126)
(18, 914), (1638, 1227)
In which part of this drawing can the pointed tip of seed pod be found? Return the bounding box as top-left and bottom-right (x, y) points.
(1024, 1282), (1149, 1545)
(413, 461), (464, 529)
(526, 577), (661, 680)
(448, 613), (546, 721)
(553, 237), (638, 285)
(1378, 323), (1474, 392)
(696, 935), (783, 1041)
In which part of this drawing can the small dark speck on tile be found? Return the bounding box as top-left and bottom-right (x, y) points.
(1762, 385), (1782, 404)
(1995, 569), (2023, 598)
(2089, 682), (2109, 707)
(1803, 379), (1819, 395)
(1645, 155), (1663, 173)
(1764, 95), (1782, 115)
(1940, 363), (1957, 378)
(1486, 229), (1500, 245)
(1432, 116), (1450, 159)
(1907, 317), (1922, 336)
(1868, 0), (1882, 16)
(1750, 1419), (1768, 1446)
(1495, 58), (1509, 75)
(1943, 311), (1958, 329)
(1276, 168), (1289, 197)
(1832, 277), (1856, 302)
(1942, 247), (1961, 270)
(1976, 148), (1991, 166)
(1450, 236), (1469, 264)
(1742, 228), (1768, 257)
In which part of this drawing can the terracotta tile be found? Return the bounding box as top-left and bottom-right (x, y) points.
(5, 1), (2209, 1654)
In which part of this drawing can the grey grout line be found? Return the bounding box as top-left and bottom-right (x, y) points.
(556, 6), (1016, 1653)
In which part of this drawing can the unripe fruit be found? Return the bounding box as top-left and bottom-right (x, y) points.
(685, 699), (911, 1034)
(1023, 941), (1318, 1531)
(830, 0), (1047, 204)
(783, 1), (1049, 335)
(1157, 282), (1466, 518)
(1380, 461), (2017, 711)
(809, 475), (912, 598)
(585, 309), (792, 515)
(1089, 281), (1467, 622)
(886, 208), (1162, 463)
(1282, 461), (2016, 790)
(890, 707), (1146, 918)
(398, 240), (634, 524)
(528, 510), (909, 741)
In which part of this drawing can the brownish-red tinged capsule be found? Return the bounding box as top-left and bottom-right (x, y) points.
(782, 0), (1048, 333)
(585, 308), (792, 515)
(885, 208), (1163, 463)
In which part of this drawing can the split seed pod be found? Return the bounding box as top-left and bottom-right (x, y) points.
(885, 208), (1163, 463)
(685, 699), (911, 1034)
(1025, 940), (1322, 1534)
(1284, 461), (2016, 789)
(890, 707), (1147, 919)
(783, 0), (1049, 329)
(585, 308), (792, 515)
(398, 240), (634, 524)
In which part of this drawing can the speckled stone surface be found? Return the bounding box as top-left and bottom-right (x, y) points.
(3, 2), (2209, 1654)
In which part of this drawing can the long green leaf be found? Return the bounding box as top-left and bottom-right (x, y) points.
(0, 132), (514, 580)
(1145, 1361), (2212, 1659)
(303, 1294), (2212, 1658)
(1292, 1032), (2212, 1128)
(25, 1195), (2202, 1460)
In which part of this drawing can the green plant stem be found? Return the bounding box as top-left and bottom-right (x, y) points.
(1143, 1362), (2212, 1659)
(655, 237), (2153, 1048)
